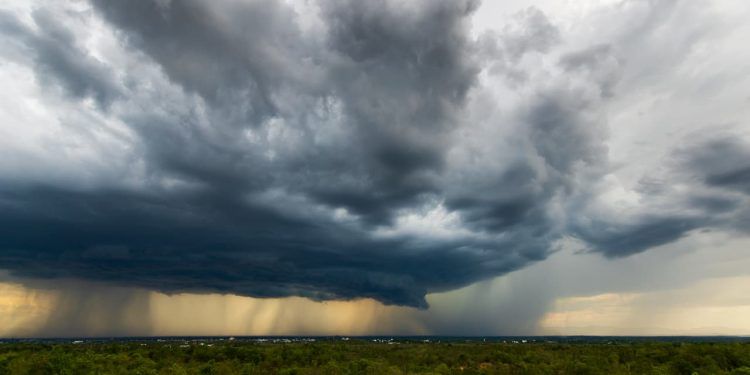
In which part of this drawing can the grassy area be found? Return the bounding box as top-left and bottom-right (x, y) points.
(1, 340), (750, 374)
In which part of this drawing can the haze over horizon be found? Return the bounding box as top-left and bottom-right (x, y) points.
(1, 0), (749, 337)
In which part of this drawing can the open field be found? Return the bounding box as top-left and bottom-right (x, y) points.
(1, 338), (750, 374)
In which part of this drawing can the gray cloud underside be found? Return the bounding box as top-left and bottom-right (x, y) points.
(0, 0), (748, 308)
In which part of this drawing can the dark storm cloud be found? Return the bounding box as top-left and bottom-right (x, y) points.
(307, 0), (480, 224)
(0, 182), (535, 307)
(687, 138), (750, 195)
(1, 0), (748, 308)
(90, 0), (310, 121)
(0, 0), (524, 308)
(89, 0), (480, 225)
(570, 136), (750, 257)
(0, 8), (120, 107)
(682, 137), (750, 233)
(573, 215), (703, 258)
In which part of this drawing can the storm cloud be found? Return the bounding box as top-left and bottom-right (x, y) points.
(0, 0), (748, 309)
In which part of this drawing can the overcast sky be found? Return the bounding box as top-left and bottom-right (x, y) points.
(1, 0), (749, 337)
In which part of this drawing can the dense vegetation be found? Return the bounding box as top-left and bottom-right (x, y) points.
(1, 339), (750, 374)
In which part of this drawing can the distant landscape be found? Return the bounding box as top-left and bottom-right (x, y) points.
(2, 337), (750, 374)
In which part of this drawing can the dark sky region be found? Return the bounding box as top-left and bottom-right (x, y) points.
(0, 0), (749, 336)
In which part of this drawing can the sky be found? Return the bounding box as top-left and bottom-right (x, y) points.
(0, 0), (749, 337)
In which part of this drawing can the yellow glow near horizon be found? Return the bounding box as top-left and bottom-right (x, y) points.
(0, 283), (56, 337)
(148, 292), (426, 336)
(1, 274), (749, 337)
(0, 281), (425, 337)
(540, 276), (750, 335)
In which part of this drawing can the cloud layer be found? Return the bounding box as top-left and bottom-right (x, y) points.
(0, 0), (748, 308)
